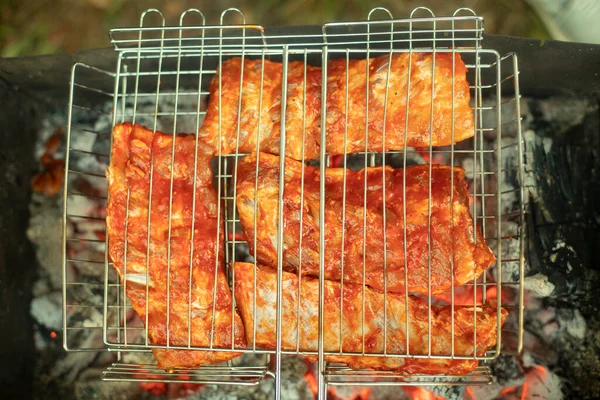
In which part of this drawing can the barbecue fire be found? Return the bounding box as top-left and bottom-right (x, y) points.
(44, 4), (598, 399)
(304, 361), (371, 400)
(403, 386), (445, 400)
(497, 366), (560, 400)
(138, 381), (167, 396)
(464, 361), (563, 399)
(31, 127), (65, 196)
(136, 374), (204, 398)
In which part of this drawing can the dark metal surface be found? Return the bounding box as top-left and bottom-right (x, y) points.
(0, 78), (41, 400)
(0, 32), (599, 105)
(484, 34), (600, 97)
(525, 104), (600, 308)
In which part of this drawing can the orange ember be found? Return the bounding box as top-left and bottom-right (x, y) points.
(135, 373), (204, 397)
(93, 230), (106, 241)
(416, 149), (446, 165)
(403, 386), (445, 400)
(464, 386), (476, 399)
(304, 368), (319, 397)
(470, 365), (554, 400)
(330, 154), (343, 168)
(520, 381), (530, 400)
(519, 365), (551, 400)
(228, 232), (246, 241)
(499, 385), (519, 396)
(138, 381), (167, 396)
(352, 388), (371, 400)
(32, 127), (65, 196)
(303, 360), (370, 400)
(531, 365), (548, 376)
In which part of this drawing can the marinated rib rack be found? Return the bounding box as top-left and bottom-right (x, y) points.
(106, 123), (246, 369)
(199, 52), (474, 160)
(234, 262), (508, 374)
(62, 6), (526, 398)
(236, 153), (496, 295)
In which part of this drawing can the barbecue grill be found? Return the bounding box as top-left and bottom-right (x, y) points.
(61, 6), (525, 398)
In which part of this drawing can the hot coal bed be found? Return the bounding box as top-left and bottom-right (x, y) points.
(1, 37), (600, 399)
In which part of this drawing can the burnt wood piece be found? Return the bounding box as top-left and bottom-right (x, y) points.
(525, 99), (600, 311)
(524, 98), (600, 399)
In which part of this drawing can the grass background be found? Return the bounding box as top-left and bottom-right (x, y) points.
(0, 0), (550, 57)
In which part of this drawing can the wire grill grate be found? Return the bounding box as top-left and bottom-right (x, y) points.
(62, 6), (525, 396)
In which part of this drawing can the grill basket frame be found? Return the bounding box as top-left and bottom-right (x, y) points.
(61, 6), (525, 394)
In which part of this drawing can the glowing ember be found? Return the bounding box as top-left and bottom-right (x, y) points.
(138, 381), (167, 396)
(330, 154), (343, 167)
(228, 232), (246, 241)
(352, 388), (371, 400)
(135, 374), (204, 397)
(402, 386), (445, 400)
(416, 149), (446, 165)
(303, 361), (370, 400)
(517, 365), (559, 400)
(499, 385), (518, 396)
(31, 127), (65, 196)
(304, 365), (319, 397)
(464, 386), (476, 399)
(466, 365), (562, 399)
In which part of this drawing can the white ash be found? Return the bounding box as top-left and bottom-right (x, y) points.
(67, 283), (103, 311)
(465, 377), (525, 400)
(34, 113), (67, 159)
(423, 382), (464, 399)
(27, 193), (64, 289)
(82, 94), (204, 139)
(497, 136), (521, 215)
(526, 301), (587, 355)
(193, 356), (312, 400)
(480, 96), (530, 140)
(520, 366), (563, 400)
(81, 308), (104, 328)
(74, 368), (138, 400)
(524, 273), (556, 297)
(535, 97), (592, 135)
(521, 351), (537, 368)
(462, 157), (475, 180)
(29, 103), (118, 388)
(522, 129), (547, 217)
(331, 383), (464, 400)
(522, 129), (539, 188)
(31, 292), (62, 346)
(548, 240), (577, 264)
(485, 222), (521, 283)
(66, 194), (106, 246)
(542, 136), (553, 154)
(51, 330), (104, 382)
(466, 368), (563, 400)
(552, 241), (566, 252)
(554, 309), (587, 340)
(121, 351), (156, 366)
(566, 262), (573, 273)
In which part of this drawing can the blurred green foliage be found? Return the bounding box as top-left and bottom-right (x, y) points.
(0, 0), (550, 57)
